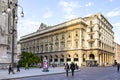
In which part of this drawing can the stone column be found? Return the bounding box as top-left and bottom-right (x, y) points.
(79, 51), (83, 67)
(64, 57), (66, 64)
(104, 53), (106, 65)
(71, 31), (74, 49)
(99, 54), (102, 66)
(71, 54), (74, 62)
(101, 54), (103, 65)
(108, 54), (109, 64)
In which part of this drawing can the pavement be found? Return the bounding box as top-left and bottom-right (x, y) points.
(0, 66), (120, 80)
(0, 67), (76, 80)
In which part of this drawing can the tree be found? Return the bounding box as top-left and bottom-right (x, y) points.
(19, 52), (41, 67)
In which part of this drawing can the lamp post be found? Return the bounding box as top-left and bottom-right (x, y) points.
(2, 0), (24, 73)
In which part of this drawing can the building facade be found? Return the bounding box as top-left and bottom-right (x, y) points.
(0, 0), (18, 68)
(20, 13), (115, 67)
(114, 43), (120, 63)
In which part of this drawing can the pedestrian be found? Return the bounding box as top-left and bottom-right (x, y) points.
(52, 64), (55, 68)
(70, 62), (75, 76)
(75, 63), (79, 70)
(25, 63), (29, 70)
(64, 63), (69, 77)
(16, 64), (20, 72)
(8, 64), (13, 74)
(117, 63), (120, 72)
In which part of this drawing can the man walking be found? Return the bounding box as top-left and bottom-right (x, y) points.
(117, 63), (120, 72)
(25, 63), (29, 70)
(70, 62), (75, 76)
(16, 64), (20, 72)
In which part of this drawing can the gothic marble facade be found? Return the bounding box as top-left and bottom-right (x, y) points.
(0, 0), (18, 68)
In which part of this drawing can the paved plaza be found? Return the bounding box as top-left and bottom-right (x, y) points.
(0, 67), (66, 80)
(0, 66), (120, 80)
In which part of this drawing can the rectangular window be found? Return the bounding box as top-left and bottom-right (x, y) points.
(54, 59), (58, 62)
(76, 41), (78, 48)
(74, 58), (78, 61)
(60, 59), (64, 62)
(49, 59), (52, 62)
(66, 58), (71, 61)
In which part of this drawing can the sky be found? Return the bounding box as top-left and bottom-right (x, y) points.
(18, 0), (120, 44)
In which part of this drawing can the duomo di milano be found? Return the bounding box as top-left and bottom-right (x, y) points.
(20, 13), (115, 67)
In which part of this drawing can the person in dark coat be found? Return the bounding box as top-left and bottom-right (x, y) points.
(70, 62), (75, 76)
(16, 64), (20, 72)
(64, 63), (69, 77)
(8, 64), (13, 74)
(117, 63), (120, 72)
(75, 63), (79, 70)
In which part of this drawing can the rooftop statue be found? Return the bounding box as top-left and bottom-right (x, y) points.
(37, 23), (48, 32)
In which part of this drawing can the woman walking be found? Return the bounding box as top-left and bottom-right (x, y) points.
(64, 63), (69, 77)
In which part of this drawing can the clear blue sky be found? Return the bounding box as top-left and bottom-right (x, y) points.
(18, 0), (120, 44)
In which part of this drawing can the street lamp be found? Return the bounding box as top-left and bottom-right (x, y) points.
(2, 0), (24, 73)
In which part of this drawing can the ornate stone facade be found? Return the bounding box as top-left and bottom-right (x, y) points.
(115, 43), (120, 63)
(20, 13), (115, 67)
(0, 0), (18, 68)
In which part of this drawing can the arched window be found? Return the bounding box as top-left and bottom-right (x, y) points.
(66, 54), (71, 62)
(50, 55), (52, 58)
(89, 54), (95, 59)
(67, 54), (70, 58)
(44, 56), (48, 59)
(49, 55), (52, 62)
(55, 55), (58, 58)
(74, 53), (78, 61)
(74, 53), (78, 58)
(61, 54), (64, 58)
(83, 54), (85, 62)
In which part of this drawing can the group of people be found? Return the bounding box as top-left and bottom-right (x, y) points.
(64, 62), (79, 77)
(8, 64), (20, 74)
(8, 63), (30, 74)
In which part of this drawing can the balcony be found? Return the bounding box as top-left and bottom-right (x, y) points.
(0, 43), (8, 46)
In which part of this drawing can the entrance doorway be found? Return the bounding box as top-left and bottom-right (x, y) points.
(86, 54), (97, 66)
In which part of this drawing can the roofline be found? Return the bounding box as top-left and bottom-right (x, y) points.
(20, 17), (88, 40)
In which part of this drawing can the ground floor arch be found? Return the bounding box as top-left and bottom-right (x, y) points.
(37, 49), (114, 67)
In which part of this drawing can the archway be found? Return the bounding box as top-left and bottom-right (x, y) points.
(86, 53), (97, 66)
(74, 53), (79, 67)
(74, 53), (78, 62)
(54, 55), (58, 66)
(66, 54), (71, 64)
(49, 55), (53, 65)
(89, 54), (95, 59)
(60, 54), (64, 66)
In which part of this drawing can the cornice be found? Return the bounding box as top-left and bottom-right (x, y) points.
(20, 18), (88, 40)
